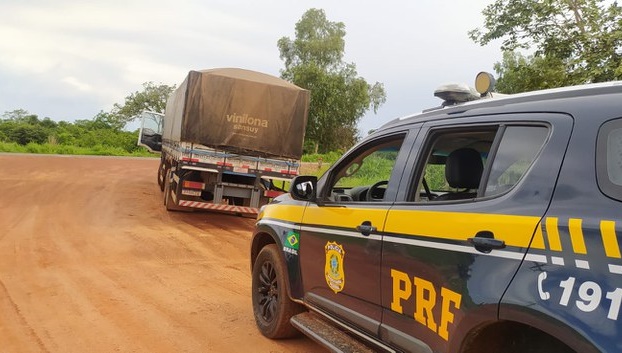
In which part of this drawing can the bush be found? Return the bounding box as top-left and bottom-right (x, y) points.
(301, 151), (343, 164)
(8, 124), (49, 145)
(0, 142), (22, 152)
(56, 145), (77, 155)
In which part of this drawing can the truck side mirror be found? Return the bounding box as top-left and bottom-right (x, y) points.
(290, 176), (317, 201)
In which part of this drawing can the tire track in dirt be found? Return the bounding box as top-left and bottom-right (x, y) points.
(0, 278), (50, 353)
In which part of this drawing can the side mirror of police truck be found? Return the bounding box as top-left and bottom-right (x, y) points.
(290, 176), (317, 202)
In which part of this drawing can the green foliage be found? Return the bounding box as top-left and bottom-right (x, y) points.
(301, 150), (343, 164)
(0, 112), (52, 145)
(278, 8), (387, 153)
(2, 109), (32, 122)
(0, 122), (49, 145)
(493, 51), (571, 93)
(0, 142), (20, 152)
(470, 0), (622, 91)
(0, 141), (153, 156)
(111, 82), (176, 128)
(336, 153), (397, 187)
(92, 111), (125, 131)
(0, 109), (153, 156)
(424, 164), (448, 191)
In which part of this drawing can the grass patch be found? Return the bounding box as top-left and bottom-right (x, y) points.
(0, 141), (154, 157)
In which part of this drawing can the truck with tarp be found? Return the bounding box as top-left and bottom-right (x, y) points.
(138, 68), (310, 216)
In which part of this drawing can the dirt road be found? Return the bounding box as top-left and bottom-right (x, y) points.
(0, 154), (323, 353)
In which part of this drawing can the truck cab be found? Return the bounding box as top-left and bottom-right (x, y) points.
(137, 110), (163, 153)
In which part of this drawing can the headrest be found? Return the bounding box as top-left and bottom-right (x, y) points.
(445, 148), (483, 189)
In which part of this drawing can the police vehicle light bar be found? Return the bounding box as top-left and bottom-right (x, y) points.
(434, 83), (481, 106)
(434, 71), (499, 106)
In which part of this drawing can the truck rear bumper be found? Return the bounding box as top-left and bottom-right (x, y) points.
(177, 200), (258, 215)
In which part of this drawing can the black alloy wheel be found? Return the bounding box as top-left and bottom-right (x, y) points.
(251, 244), (302, 338)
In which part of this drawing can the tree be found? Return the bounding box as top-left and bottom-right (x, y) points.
(470, 0), (622, 92)
(2, 109), (40, 124)
(111, 82), (175, 128)
(40, 117), (58, 129)
(0, 121), (48, 145)
(278, 8), (386, 153)
(92, 111), (125, 131)
(2, 109), (30, 122)
(492, 51), (570, 93)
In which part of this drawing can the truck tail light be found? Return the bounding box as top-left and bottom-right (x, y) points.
(183, 181), (204, 190)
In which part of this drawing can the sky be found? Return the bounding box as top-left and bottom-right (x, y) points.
(0, 0), (503, 136)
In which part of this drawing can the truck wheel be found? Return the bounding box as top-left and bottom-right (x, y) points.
(157, 160), (168, 192)
(163, 169), (188, 211)
(252, 244), (303, 338)
(163, 169), (173, 207)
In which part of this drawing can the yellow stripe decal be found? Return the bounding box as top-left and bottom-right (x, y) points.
(531, 224), (545, 249)
(601, 220), (621, 258)
(302, 205), (388, 230)
(261, 204), (306, 224)
(568, 218), (587, 254)
(385, 210), (541, 248)
(261, 204), (388, 230)
(545, 217), (563, 251)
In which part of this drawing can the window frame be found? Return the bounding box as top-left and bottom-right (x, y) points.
(406, 122), (551, 204)
(318, 132), (409, 203)
(407, 124), (500, 203)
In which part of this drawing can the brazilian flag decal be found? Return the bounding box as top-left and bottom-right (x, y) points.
(285, 230), (300, 250)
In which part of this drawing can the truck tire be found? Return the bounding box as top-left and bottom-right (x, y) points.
(163, 169), (189, 212)
(157, 160), (167, 192)
(163, 169), (174, 207)
(252, 244), (303, 339)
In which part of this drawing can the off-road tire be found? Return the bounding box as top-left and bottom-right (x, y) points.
(252, 244), (303, 338)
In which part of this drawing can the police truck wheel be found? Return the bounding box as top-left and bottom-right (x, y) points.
(252, 244), (303, 338)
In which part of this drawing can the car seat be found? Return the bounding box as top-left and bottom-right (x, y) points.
(434, 148), (483, 201)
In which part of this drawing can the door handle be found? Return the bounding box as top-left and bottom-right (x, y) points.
(467, 231), (505, 253)
(356, 221), (377, 236)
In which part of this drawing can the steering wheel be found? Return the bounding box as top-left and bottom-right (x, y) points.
(367, 180), (389, 201)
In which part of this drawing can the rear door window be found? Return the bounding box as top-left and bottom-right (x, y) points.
(411, 125), (549, 202)
(597, 118), (622, 200)
(484, 126), (549, 197)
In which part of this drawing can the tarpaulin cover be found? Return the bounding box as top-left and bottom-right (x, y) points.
(162, 68), (309, 159)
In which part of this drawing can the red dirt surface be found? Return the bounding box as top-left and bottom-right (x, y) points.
(0, 154), (323, 353)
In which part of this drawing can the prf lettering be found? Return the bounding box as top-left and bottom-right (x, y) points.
(390, 269), (462, 341)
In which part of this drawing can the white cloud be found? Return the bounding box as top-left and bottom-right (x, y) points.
(61, 76), (92, 91)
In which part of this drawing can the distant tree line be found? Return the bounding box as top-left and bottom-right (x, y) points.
(0, 109), (142, 153)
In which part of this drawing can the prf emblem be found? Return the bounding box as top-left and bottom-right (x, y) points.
(325, 241), (345, 293)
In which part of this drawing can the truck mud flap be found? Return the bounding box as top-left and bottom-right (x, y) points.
(290, 312), (377, 353)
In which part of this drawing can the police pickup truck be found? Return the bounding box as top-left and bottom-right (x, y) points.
(249, 72), (622, 353)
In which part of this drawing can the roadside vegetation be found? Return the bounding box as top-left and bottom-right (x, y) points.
(0, 109), (151, 156)
(0, 142), (152, 157)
